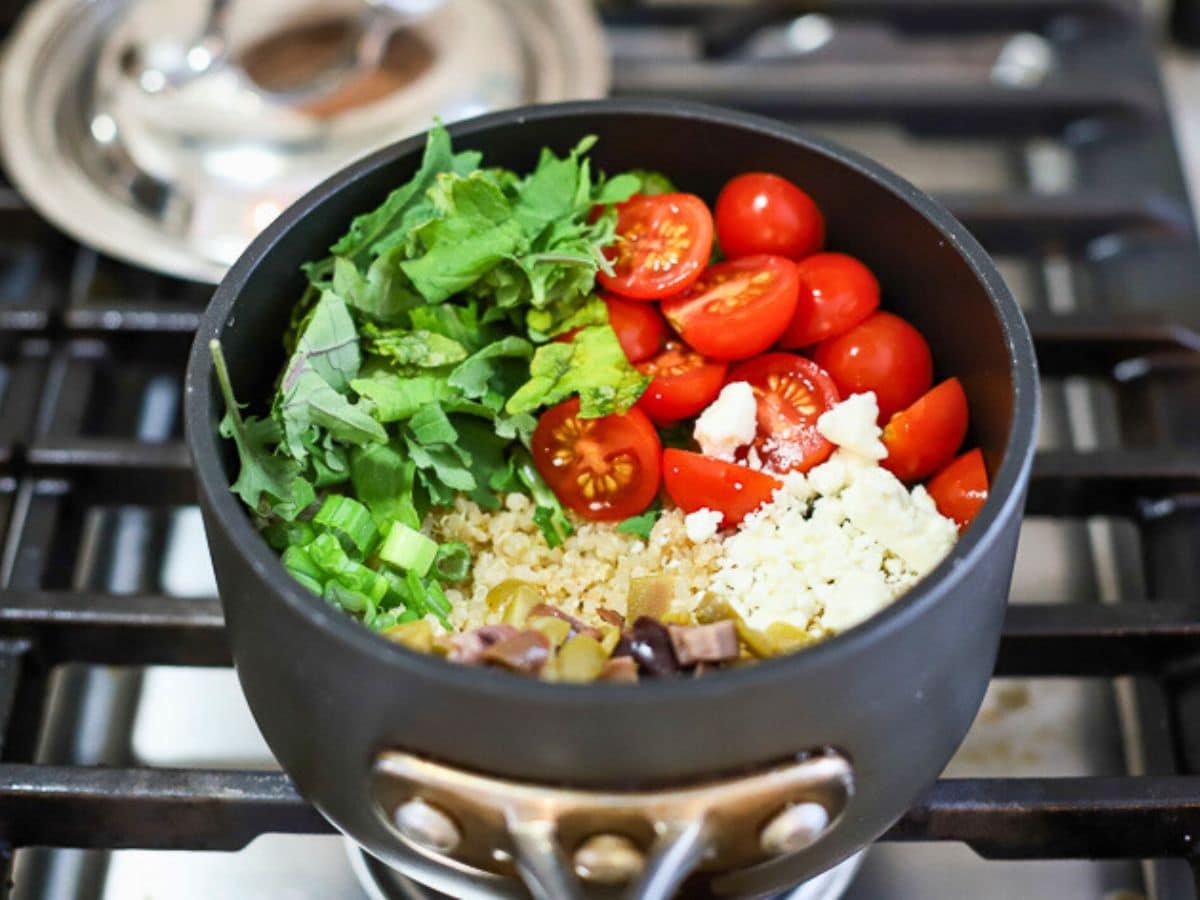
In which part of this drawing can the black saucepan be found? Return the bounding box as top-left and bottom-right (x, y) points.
(185, 100), (1038, 899)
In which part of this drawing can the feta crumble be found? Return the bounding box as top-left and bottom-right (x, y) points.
(816, 392), (887, 461)
(708, 451), (957, 635)
(684, 508), (723, 543)
(694, 381), (757, 461)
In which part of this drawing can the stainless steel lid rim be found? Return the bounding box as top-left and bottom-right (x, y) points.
(0, 0), (608, 282)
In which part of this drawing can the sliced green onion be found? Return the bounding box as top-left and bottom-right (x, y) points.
(394, 608), (421, 624)
(380, 522), (437, 576)
(404, 570), (450, 629)
(381, 568), (426, 617)
(370, 609), (399, 631)
(287, 571), (323, 596)
(281, 545), (322, 582)
(325, 581), (371, 614)
(424, 578), (452, 620)
(263, 520), (317, 551)
(309, 533), (389, 603)
(432, 542), (471, 583)
(314, 495), (378, 557)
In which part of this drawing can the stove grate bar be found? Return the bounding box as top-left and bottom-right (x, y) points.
(1, 765), (1197, 863)
(610, 74), (1158, 134)
(888, 776), (1200, 859)
(599, 0), (1138, 32)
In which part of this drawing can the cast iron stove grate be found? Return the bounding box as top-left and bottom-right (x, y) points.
(1, 0), (1200, 897)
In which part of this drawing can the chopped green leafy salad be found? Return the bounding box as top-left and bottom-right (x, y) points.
(214, 125), (652, 632)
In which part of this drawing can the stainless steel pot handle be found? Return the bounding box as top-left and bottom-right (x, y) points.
(371, 749), (854, 899)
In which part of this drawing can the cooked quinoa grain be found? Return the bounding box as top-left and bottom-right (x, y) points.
(430, 493), (722, 631)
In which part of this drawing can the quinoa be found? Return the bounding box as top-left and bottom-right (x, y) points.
(429, 493), (722, 631)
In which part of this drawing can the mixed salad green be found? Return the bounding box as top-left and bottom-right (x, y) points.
(213, 125), (663, 632)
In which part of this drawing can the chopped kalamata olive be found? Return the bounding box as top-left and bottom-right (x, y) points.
(597, 608), (625, 629)
(669, 621), (740, 666)
(482, 630), (551, 675)
(446, 624), (519, 664)
(612, 634), (634, 658)
(598, 656), (638, 683)
(528, 603), (603, 641)
(628, 616), (679, 677)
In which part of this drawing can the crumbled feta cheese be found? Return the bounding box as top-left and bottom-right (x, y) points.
(708, 455), (956, 635)
(694, 382), (757, 461)
(684, 508), (724, 543)
(816, 392), (888, 461)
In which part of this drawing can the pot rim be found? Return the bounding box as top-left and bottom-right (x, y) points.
(184, 98), (1040, 709)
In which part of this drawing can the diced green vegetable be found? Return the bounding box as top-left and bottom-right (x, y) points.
(307, 533), (389, 602)
(380, 522), (438, 575)
(263, 519), (317, 552)
(431, 541), (471, 582)
(486, 579), (542, 626)
(405, 569), (451, 628)
(556, 635), (608, 683)
(313, 494), (378, 557)
(281, 544), (323, 582)
(288, 571), (324, 596)
(424, 578), (453, 619)
(325, 581), (375, 616)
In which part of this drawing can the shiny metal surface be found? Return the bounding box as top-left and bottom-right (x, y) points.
(369, 749), (853, 900)
(0, 0), (607, 282)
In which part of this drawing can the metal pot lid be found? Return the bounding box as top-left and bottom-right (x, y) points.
(0, 0), (608, 283)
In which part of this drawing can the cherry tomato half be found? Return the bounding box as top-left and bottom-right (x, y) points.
(532, 398), (661, 522)
(882, 378), (968, 482)
(635, 341), (728, 425)
(777, 253), (880, 349)
(662, 449), (781, 528)
(660, 255), (799, 361)
(598, 193), (714, 300)
(813, 311), (933, 423)
(715, 173), (824, 261)
(605, 294), (668, 363)
(927, 448), (989, 532)
(728, 353), (840, 474)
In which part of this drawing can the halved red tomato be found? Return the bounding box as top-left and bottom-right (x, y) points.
(777, 253), (880, 348)
(662, 449), (781, 528)
(605, 295), (668, 363)
(715, 173), (824, 261)
(813, 311), (933, 423)
(927, 448), (989, 532)
(728, 353), (840, 474)
(660, 255), (799, 361)
(882, 378), (968, 482)
(532, 398), (661, 522)
(597, 193), (714, 300)
(635, 341), (727, 424)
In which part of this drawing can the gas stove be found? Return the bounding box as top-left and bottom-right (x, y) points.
(1, 2), (1199, 899)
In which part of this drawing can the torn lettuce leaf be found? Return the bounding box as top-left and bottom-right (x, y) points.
(506, 324), (650, 418)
